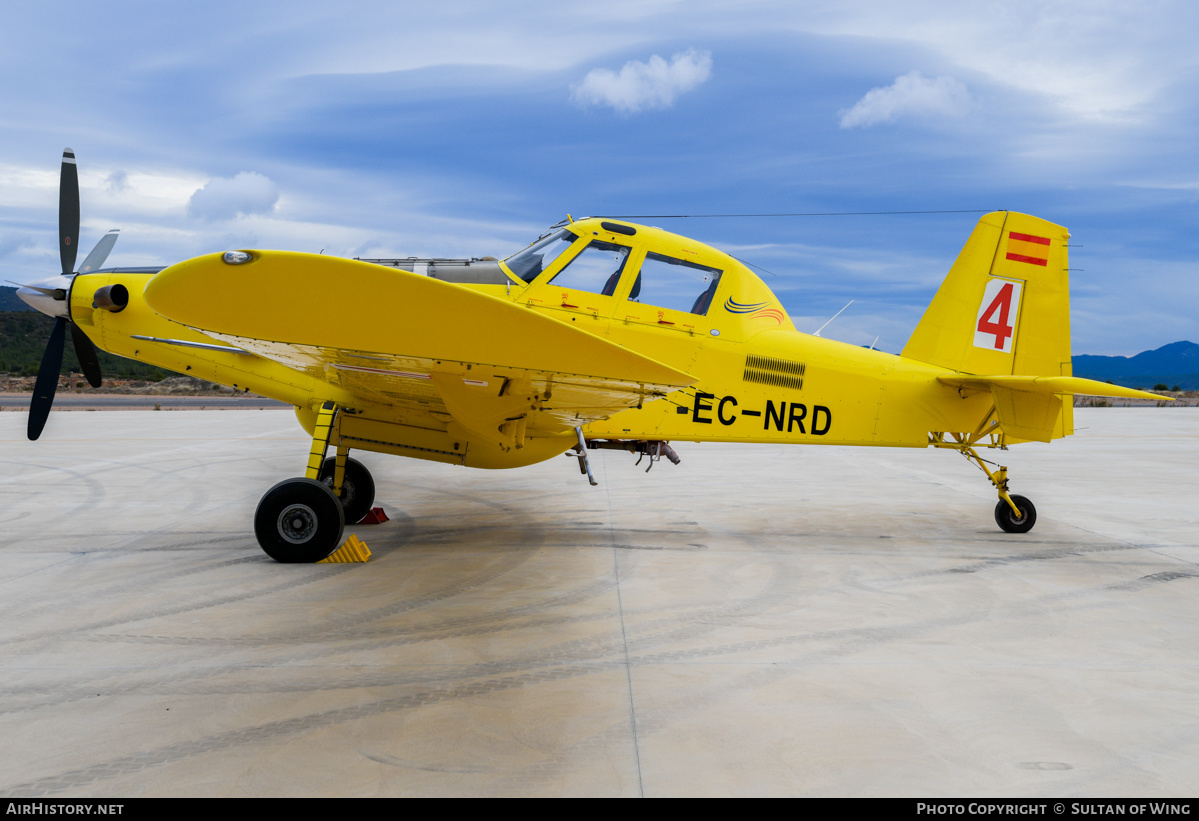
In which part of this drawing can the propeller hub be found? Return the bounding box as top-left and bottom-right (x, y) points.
(15, 277), (72, 319)
(26, 147), (112, 440)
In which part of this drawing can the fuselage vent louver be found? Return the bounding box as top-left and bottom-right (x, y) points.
(743, 354), (806, 391)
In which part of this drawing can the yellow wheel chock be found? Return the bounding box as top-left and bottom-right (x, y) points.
(319, 533), (372, 563)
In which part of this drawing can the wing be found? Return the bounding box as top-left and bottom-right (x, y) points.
(144, 251), (696, 448)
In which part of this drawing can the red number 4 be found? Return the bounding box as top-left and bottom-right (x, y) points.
(977, 282), (1015, 350)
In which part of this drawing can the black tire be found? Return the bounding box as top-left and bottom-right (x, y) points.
(995, 494), (1037, 534)
(318, 456), (376, 525)
(254, 478), (345, 562)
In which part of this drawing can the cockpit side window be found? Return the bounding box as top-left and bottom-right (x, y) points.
(629, 252), (723, 315)
(547, 240), (631, 294)
(504, 229), (578, 283)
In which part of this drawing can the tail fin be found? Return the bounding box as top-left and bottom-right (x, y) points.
(903, 212), (1075, 441)
(903, 211), (1071, 377)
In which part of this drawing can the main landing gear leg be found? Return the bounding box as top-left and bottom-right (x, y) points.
(318, 450), (376, 526)
(957, 444), (1037, 534)
(307, 402), (376, 525)
(254, 400), (354, 562)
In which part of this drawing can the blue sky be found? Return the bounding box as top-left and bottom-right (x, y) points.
(2, 0), (1197, 355)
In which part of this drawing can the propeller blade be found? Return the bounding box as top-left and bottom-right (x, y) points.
(5, 280), (65, 299)
(28, 317), (67, 440)
(77, 229), (120, 274)
(70, 322), (103, 388)
(59, 148), (79, 276)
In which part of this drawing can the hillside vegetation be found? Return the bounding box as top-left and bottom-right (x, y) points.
(0, 311), (172, 380)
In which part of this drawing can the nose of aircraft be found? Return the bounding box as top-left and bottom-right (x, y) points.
(15, 277), (72, 319)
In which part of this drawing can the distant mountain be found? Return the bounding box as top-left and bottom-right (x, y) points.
(0, 286), (33, 312)
(1074, 341), (1199, 390)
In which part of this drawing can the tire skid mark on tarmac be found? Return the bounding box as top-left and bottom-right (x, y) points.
(0, 512), (563, 688)
(90, 574), (622, 648)
(0, 511), (947, 669)
(116, 540), (794, 697)
(0, 462), (108, 520)
(3, 591), (699, 709)
(215, 540), (546, 644)
(0, 539), (776, 711)
(0, 563), (355, 649)
(2, 496), (545, 644)
(0, 658), (632, 797)
(0, 570), (641, 709)
(909, 542), (1147, 579)
(1, 530), (1137, 718)
(81, 512), (640, 649)
(523, 583), (1171, 793)
(1, 522), (1163, 795)
(83, 516), (709, 649)
(0, 526), (555, 696)
(0, 537), (264, 627)
(0, 563), (1137, 797)
(4, 470), (1154, 789)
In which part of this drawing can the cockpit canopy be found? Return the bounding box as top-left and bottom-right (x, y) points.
(503, 223), (724, 317)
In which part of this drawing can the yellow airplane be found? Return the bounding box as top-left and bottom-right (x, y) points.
(17, 149), (1165, 562)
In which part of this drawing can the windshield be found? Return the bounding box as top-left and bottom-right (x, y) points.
(504, 229), (578, 283)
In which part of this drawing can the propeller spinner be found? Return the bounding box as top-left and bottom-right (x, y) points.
(16, 148), (119, 440)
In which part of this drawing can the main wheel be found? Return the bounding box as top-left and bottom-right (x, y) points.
(318, 456), (375, 525)
(995, 494), (1037, 534)
(254, 478), (345, 562)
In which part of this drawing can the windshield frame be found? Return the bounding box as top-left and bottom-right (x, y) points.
(502, 228), (581, 283)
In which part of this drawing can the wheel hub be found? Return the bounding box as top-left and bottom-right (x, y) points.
(277, 503), (317, 544)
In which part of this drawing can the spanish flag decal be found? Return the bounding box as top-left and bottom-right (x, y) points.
(1005, 231), (1050, 267)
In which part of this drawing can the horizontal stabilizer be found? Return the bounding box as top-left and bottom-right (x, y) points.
(939, 375), (1171, 401)
(940, 374), (1170, 443)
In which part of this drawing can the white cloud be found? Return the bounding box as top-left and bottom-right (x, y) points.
(803, 2), (1198, 123)
(573, 49), (712, 114)
(0, 233), (35, 259)
(187, 172), (280, 221)
(839, 71), (970, 128)
(106, 170), (129, 193)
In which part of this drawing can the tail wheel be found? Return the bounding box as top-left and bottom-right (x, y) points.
(318, 456), (376, 525)
(995, 494), (1037, 534)
(254, 478), (345, 562)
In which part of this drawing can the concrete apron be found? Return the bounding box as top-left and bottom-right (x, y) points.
(0, 408), (1195, 796)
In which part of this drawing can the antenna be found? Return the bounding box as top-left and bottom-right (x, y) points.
(813, 299), (854, 337)
(869, 336), (878, 350)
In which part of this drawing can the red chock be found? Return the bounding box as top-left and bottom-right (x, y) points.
(358, 507), (389, 524)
